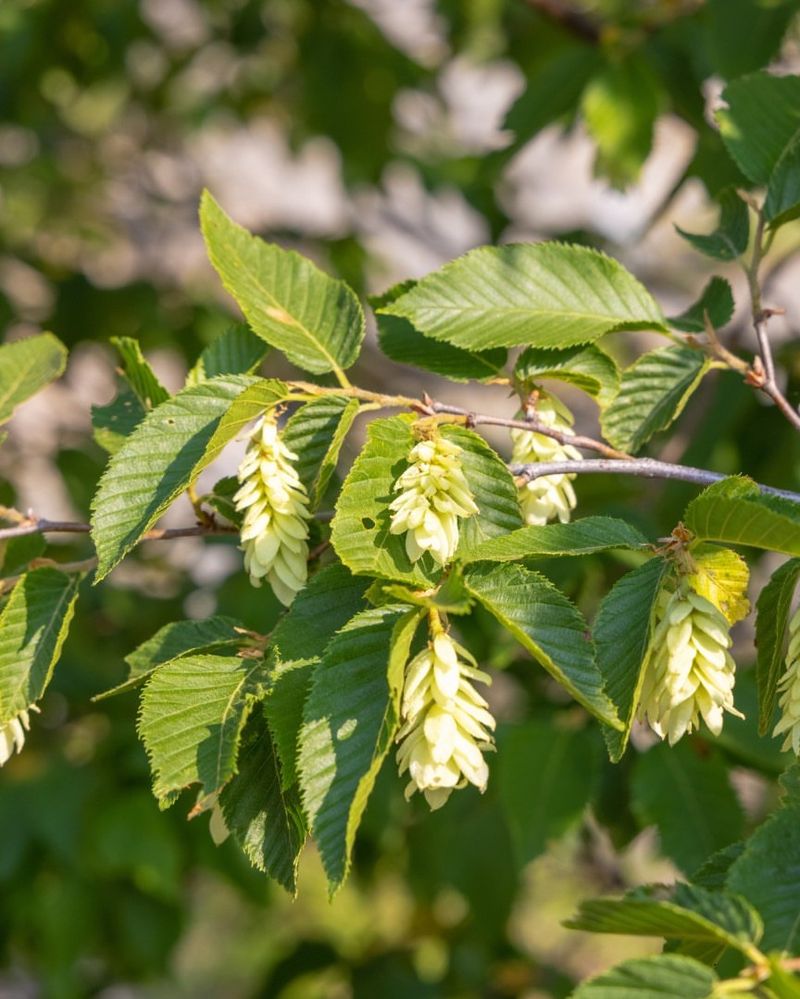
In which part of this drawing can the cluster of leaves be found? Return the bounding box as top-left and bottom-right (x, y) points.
(3, 53), (800, 995)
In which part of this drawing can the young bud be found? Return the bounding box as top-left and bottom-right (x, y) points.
(0, 706), (37, 767)
(637, 585), (741, 745)
(234, 413), (311, 606)
(396, 623), (495, 810)
(389, 434), (478, 566)
(773, 606), (800, 755)
(510, 396), (582, 526)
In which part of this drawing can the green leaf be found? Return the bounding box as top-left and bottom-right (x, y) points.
(110, 337), (169, 409)
(727, 802), (800, 952)
(706, 0), (799, 80)
(200, 191), (364, 377)
(91, 384), (146, 455)
(93, 616), (244, 701)
(330, 416), (439, 587)
(581, 56), (662, 188)
(263, 658), (313, 791)
(283, 396), (360, 506)
(668, 277), (736, 333)
(569, 954), (717, 999)
(631, 742), (744, 875)
(202, 377), (289, 466)
(442, 426), (523, 559)
(565, 883), (762, 958)
(271, 562), (370, 663)
(601, 346), (709, 454)
(0, 568), (82, 724)
(0, 534), (45, 576)
(684, 477), (800, 556)
(674, 190), (750, 262)
(91, 376), (286, 581)
(461, 516), (647, 565)
(463, 562), (620, 728)
(138, 652), (270, 812)
(766, 957), (800, 999)
(595, 557), (669, 762)
(497, 720), (601, 866)
(374, 573), (474, 616)
(372, 281), (507, 383)
(219, 709), (305, 893)
(514, 344), (620, 407)
(297, 606), (421, 891)
(687, 543), (750, 625)
(0, 333), (68, 424)
(780, 761), (800, 804)
(756, 558), (800, 735)
(379, 243), (667, 352)
(692, 842), (746, 891)
(186, 325), (268, 386)
(710, 669), (792, 775)
(717, 72), (800, 185)
(765, 135), (800, 229)
(203, 475), (241, 527)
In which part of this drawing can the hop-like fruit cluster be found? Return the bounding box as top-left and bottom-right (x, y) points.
(389, 434), (478, 566)
(510, 397), (582, 526)
(637, 585), (741, 744)
(0, 707), (36, 767)
(234, 413), (311, 606)
(396, 624), (495, 810)
(774, 606), (800, 755)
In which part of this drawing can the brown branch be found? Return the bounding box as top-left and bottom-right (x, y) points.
(426, 401), (632, 460)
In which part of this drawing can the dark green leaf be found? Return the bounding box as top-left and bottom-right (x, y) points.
(669, 277), (735, 333)
(631, 742), (744, 874)
(497, 720), (601, 866)
(187, 325), (268, 385)
(514, 344), (620, 407)
(91, 384), (146, 455)
(297, 606), (421, 890)
(765, 135), (800, 229)
(461, 516), (647, 565)
(675, 190), (750, 262)
(93, 616), (244, 701)
(601, 346), (709, 453)
(220, 709), (305, 893)
(595, 558), (669, 762)
(283, 395), (359, 506)
(756, 559), (800, 735)
(110, 337), (169, 409)
(463, 561), (620, 727)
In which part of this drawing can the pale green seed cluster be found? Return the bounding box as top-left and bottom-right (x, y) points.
(396, 628), (495, 810)
(637, 586), (740, 744)
(774, 606), (800, 755)
(510, 397), (582, 526)
(389, 435), (478, 566)
(0, 707), (36, 767)
(234, 415), (311, 606)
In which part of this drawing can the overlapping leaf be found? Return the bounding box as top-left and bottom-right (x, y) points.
(461, 516), (647, 565)
(220, 709), (306, 893)
(570, 955), (717, 999)
(186, 325), (268, 385)
(675, 190), (750, 262)
(138, 652), (270, 812)
(283, 395), (359, 505)
(463, 562), (619, 727)
(379, 243), (667, 352)
(756, 559), (800, 734)
(595, 557), (668, 761)
(0, 568), (82, 724)
(93, 616), (243, 701)
(601, 346), (709, 453)
(514, 344), (620, 407)
(684, 477), (800, 556)
(110, 337), (169, 409)
(201, 191), (364, 376)
(297, 606), (421, 890)
(668, 277), (735, 333)
(687, 543), (750, 625)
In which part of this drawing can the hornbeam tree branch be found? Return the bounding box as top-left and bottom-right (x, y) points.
(511, 458), (800, 503)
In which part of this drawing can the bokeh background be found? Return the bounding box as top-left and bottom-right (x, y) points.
(2, 1), (800, 996)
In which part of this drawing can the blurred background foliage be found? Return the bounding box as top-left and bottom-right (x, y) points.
(1, 0), (800, 996)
